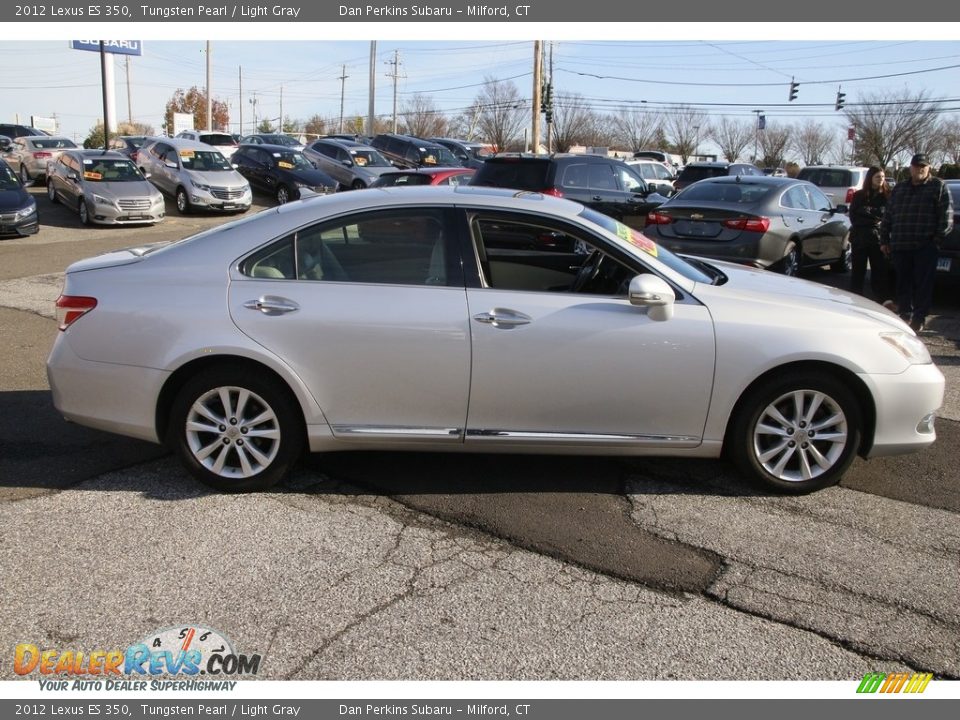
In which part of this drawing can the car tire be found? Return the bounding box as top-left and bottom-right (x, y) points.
(276, 184), (290, 204)
(778, 244), (801, 277)
(167, 367), (304, 492)
(830, 238), (852, 273)
(78, 198), (91, 226)
(47, 181), (58, 204)
(19, 165), (30, 184)
(351, 179), (366, 190)
(728, 371), (862, 494)
(176, 186), (191, 215)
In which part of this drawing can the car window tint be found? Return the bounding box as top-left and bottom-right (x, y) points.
(807, 185), (833, 210)
(616, 166), (645, 193)
(781, 185), (810, 210)
(679, 166), (725, 183)
(446, 173), (470, 187)
(588, 164), (616, 190)
(474, 160), (550, 191)
(561, 164), (590, 188)
(471, 214), (634, 296)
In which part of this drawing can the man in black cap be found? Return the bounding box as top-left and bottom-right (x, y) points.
(880, 154), (953, 333)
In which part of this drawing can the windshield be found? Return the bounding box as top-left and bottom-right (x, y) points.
(419, 146), (457, 166)
(179, 150), (231, 172)
(468, 145), (494, 159)
(266, 135), (299, 147)
(349, 149), (391, 168)
(271, 151), (314, 170)
(81, 158), (145, 182)
(578, 207), (715, 284)
(0, 163), (21, 189)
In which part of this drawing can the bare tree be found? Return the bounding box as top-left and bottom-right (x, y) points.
(758, 122), (792, 168)
(792, 119), (834, 165)
(664, 105), (708, 164)
(611, 106), (661, 152)
(710, 116), (753, 162)
(474, 77), (527, 152)
(550, 93), (596, 151)
(400, 93), (448, 139)
(942, 116), (960, 165)
(846, 89), (942, 168)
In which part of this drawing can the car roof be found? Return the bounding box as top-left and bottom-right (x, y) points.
(488, 153), (622, 163)
(75, 150), (128, 159)
(689, 175), (798, 186)
(799, 165), (869, 171)
(381, 167), (471, 176)
(159, 137), (224, 151)
(313, 138), (371, 149)
(238, 143), (303, 153)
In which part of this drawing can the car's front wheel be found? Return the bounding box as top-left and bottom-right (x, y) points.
(276, 184), (291, 204)
(351, 179), (366, 190)
(47, 181), (58, 204)
(728, 371), (862, 494)
(78, 198), (91, 225)
(830, 238), (852, 273)
(19, 165), (30, 184)
(168, 367), (304, 492)
(176, 186), (191, 214)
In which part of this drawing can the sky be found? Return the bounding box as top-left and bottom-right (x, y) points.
(3, 29), (959, 154)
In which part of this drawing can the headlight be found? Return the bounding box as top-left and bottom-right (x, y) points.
(880, 332), (931, 364)
(190, 180), (211, 192)
(92, 194), (116, 207)
(14, 204), (37, 220)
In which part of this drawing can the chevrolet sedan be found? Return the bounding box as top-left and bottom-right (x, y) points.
(47, 187), (944, 494)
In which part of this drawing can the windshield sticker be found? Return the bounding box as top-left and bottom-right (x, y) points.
(83, 159), (93, 165)
(354, 156), (368, 166)
(277, 161), (294, 169)
(83, 171), (102, 180)
(272, 153), (282, 157)
(179, 150), (195, 158)
(617, 222), (658, 257)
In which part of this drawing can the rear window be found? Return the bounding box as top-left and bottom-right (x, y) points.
(31, 138), (77, 149)
(678, 166), (727, 183)
(200, 134), (236, 147)
(797, 168), (856, 187)
(472, 160), (550, 190)
(677, 182), (774, 204)
(948, 184), (960, 206)
(374, 173), (432, 187)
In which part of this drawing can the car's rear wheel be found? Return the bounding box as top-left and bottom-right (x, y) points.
(78, 198), (91, 225)
(729, 372), (862, 494)
(47, 181), (58, 204)
(176, 186), (191, 214)
(778, 244), (801, 276)
(168, 367), (304, 492)
(830, 238), (852, 273)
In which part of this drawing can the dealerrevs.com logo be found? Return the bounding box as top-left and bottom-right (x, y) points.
(14, 625), (261, 691)
(856, 672), (933, 694)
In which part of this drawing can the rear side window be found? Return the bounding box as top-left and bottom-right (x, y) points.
(472, 160), (551, 191)
(798, 168), (854, 187)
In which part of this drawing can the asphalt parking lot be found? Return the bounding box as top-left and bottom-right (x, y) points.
(1, 185), (959, 682)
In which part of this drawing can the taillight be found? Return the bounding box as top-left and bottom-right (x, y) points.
(845, 188), (855, 204)
(55, 295), (97, 331)
(646, 211), (672, 225)
(542, 187), (564, 198)
(723, 217), (771, 233)
(32, 151), (52, 159)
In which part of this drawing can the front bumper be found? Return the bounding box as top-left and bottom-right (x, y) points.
(89, 199), (166, 225)
(189, 186), (252, 212)
(0, 210), (39, 237)
(860, 362), (945, 458)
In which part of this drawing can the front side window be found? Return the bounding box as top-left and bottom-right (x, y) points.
(241, 208), (458, 287)
(616, 166), (646, 193)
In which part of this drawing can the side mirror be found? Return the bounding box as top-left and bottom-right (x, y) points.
(341, 159), (354, 167)
(141, 172), (151, 179)
(67, 172), (79, 182)
(232, 163), (239, 169)
(628, 275), (675, 322)
(164, 160), (178, 169)
(832, 204), (849, 214)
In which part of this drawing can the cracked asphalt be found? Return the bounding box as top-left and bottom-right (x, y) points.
(0, 189), (958, 681)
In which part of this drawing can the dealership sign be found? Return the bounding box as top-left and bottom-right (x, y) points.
(70, 40), (142, 56)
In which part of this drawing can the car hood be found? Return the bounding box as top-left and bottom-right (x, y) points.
(0, 188), (32, 211)
(187, 169), (248, 188)
(84, 181), (161, 198)
(282, 168), (337, 187)
(693, 259), (910, 332)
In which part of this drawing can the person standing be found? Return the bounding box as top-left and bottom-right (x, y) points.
(880, 154), (954, 333)
(848, 166), (892, 302)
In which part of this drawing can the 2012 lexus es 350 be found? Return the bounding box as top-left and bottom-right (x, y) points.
(47, 187), (944, 494)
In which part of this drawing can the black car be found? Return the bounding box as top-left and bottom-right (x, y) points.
(674, 161), (764, 191)
(937, 180), (960, 280)
(370, 133), (459, 169)
(644, 175), (851, 276)
(470, 153), (668, 229)
(0, 160), (39, 238)
(231, 144), (338, 204)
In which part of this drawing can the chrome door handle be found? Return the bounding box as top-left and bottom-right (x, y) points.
(472, 309), (532, 329)
(243, 296), (300, 315)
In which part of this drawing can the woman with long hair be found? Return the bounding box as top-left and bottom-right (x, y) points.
(848, 166), (893, 304)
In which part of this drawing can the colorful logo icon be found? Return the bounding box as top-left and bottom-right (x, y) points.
(857, 672), (933, 694)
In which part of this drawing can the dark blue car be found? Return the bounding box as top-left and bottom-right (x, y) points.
(231, 144), (339, 204)
(0, 160), (38, 237)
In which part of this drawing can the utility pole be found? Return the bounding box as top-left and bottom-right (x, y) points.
(367, 41), (376, 137)
(386, 49), (403, 133)
(338, 64), (349, 134)
(238, 66), (243, 136)
(546, 42), (554, 153)
(532, 41), (542, 154)
(205, 41), (212, 131)
(279, 85), (283, 133)
(125, 55), (132, 125)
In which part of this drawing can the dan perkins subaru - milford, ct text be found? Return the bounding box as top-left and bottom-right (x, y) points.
(339, 5), (530, 17)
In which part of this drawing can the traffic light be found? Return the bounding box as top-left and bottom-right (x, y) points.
(789, 79), (799, 102)
(835, 89), (846, 111)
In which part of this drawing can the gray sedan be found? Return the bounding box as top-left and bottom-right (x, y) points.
(3, 135), (77, 184)
(46, 150), (165, 226)
(47, 187), (942, 496)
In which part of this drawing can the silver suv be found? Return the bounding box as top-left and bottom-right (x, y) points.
(139, 137), (252, 214)
(796, 165), (869, 207)
(303, 138), (395, 189)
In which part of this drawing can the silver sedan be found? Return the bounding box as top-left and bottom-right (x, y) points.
(47, 187), (944, 494)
